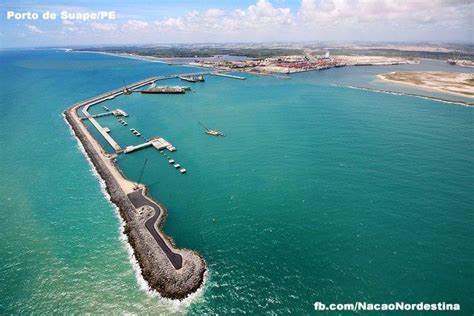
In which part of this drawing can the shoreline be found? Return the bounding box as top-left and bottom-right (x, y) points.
(68, 50), (169, 64)
(377, 73), (474, 99)
(63, 87), (206, 300)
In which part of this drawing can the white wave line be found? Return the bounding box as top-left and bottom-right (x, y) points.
(63, 114), (208, 312)
(333, 84), (473, 107)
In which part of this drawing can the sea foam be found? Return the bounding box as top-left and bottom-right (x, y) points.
(333, 84), (473, 107)
(63, 114), (208, 312)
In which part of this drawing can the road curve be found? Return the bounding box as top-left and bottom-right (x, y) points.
(127, 189), (183, 269)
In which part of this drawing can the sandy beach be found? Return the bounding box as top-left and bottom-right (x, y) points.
(378, 71), (474, 98)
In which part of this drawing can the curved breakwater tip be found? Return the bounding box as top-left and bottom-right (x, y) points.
(63, 114), (208, 312)
(117, 209), (209, 312)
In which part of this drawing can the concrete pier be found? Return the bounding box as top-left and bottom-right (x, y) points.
(210, 72), (246, 80)
(64, 69), (249, 298)
(64, 75), (208, 300)
(123, 137), (176, 154)
(87, 116), (122, 151)
(81, 109), (128, 120)
(77, 70), (243, 153)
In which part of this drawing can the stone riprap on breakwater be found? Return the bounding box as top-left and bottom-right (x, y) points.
(63, 85), (206, 300)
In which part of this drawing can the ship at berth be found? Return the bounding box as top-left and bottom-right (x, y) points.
(179, 75), (205, 82)
(141, 85), (187, 94)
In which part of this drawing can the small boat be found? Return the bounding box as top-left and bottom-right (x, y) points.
(206, 130), (225, 137)
(199, 122), (225, 137)
(174, 163), (181, 168)
(180, 168), (187, 174)
(130, 128), (141, 136)
(179, 76), (198, 82)
(168, 159), (175, 164)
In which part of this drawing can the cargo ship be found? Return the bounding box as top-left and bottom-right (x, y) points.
(141, 85), (186, 94)
(179, 75), (205, 82)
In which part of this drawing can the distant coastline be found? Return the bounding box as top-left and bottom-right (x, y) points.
(68, 49), (169, 63)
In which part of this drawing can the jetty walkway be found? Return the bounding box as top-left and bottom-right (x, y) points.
(63, 73), (215, 298)
(77, 71), (245, 154)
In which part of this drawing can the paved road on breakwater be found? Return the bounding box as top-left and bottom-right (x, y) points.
(128, 189), (183, 270)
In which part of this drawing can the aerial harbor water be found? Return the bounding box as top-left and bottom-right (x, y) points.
(1, 49), (473, 314)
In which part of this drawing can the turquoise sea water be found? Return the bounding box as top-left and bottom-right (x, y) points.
(0, 50), (473, 315)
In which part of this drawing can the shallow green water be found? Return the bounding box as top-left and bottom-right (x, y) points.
(1, 50), (472, 315)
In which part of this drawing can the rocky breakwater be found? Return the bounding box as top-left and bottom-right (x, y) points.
(64, 97), (206, 300)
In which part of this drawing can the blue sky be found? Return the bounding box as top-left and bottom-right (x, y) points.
(0, 0), (472, 48)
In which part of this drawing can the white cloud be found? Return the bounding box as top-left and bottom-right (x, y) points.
(90, 23), (117, 32)
(297, 0), (473, 27)
(4, 0), (472, 46)
(293, 0), (473, 41)
(153, 0), (294, 41)
(26, 24), (44, 34)
(62, 20), (75, 26)
(121, 20), (149, 31)
(61, 20), (80, 32)
(148, 0), (472, 42)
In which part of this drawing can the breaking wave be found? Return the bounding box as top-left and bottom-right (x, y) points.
(63, 114), (208, 313)
(333, 84), (473, 107)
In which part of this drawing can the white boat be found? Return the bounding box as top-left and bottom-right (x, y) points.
(174, 163), (181, 168)
(180, 168), (187, 174)
(168, 159), (175, 164)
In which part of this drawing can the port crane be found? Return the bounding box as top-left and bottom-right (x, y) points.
(303, 49), (318, 63)
(134, 157), (148, 190)
(122, 80), (132, 95)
